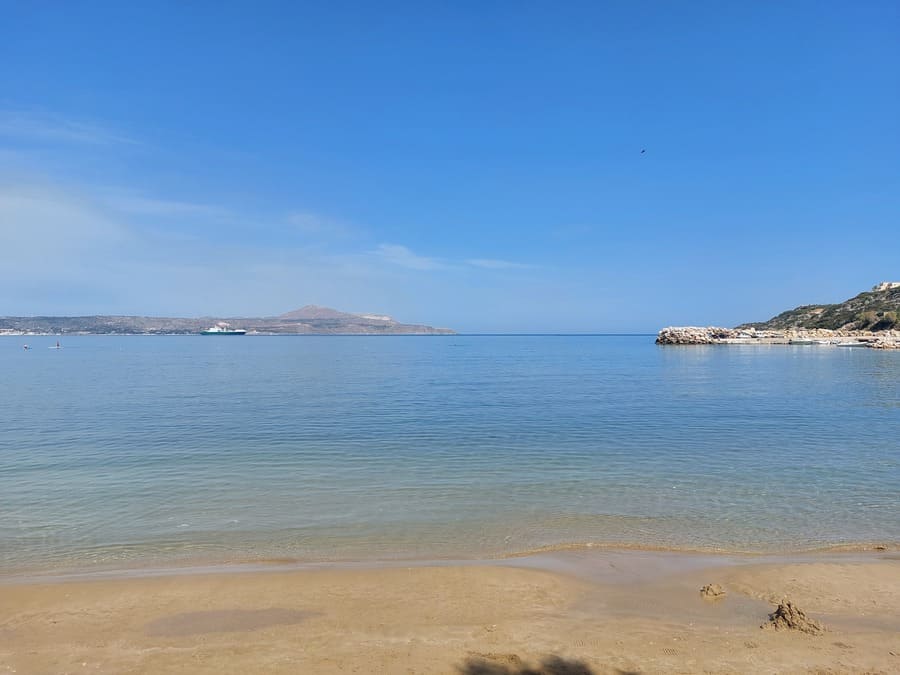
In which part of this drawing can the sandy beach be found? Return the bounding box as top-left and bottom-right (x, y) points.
(2, 551), (898, 674)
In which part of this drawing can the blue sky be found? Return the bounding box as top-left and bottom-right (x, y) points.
(1, 1), (898, 332)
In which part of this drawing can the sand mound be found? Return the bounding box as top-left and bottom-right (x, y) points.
(762, 600), (825, 635)
(700, 583), (726, 600)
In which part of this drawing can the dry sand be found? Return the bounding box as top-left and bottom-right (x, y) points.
(1, 552), (898, 674)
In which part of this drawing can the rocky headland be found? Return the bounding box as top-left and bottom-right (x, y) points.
(658, 282), (900, 349)
(0, 305), (455, 336)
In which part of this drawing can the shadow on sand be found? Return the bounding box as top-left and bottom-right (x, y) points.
(457, 653), (639, 675)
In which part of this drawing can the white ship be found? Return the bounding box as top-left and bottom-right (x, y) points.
(200, 322), (247, 336)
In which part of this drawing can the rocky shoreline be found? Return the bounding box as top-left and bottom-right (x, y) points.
(656, 326), (900, 349)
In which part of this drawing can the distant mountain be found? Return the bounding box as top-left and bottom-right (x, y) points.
(278, 305), (397, 322)
(0, 306), (454, 335)
(278, 305), (361, 321)
(738, 283), (900, 331)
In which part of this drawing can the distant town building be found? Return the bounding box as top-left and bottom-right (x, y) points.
(873, 281), (900, 291)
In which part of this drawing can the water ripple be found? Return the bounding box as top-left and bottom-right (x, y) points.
(1, 335), (898, 572)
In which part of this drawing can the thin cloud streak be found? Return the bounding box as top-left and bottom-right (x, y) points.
(286, 211), (357, 239)
(107, 193), (231, 218)
(0, 110), (138, 146)
(466, 258), (534, 270)
(372, 247), (534, 273)
(373, 243), (446, 271)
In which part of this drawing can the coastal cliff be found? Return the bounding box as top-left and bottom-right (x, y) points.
(658, 283), (900, 348)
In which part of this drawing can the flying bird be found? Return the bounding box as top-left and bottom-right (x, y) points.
(640, 149), (646, 154)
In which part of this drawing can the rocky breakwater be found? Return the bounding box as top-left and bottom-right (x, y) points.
(656, 327), (739, 344)
(657, 326), (900, 347)
(871, 332), (900, 349)
(655, 326), (787, 345)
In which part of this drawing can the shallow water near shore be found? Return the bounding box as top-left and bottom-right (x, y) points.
(1, 335), (898, 574)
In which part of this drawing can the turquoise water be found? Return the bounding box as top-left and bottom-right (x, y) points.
(1, 335), (898, 573)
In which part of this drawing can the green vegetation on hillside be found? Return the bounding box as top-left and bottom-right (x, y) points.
(738, 286), (900, 331)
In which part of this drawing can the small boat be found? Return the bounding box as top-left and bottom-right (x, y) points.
(201, 323), (246, 336)
(835, 342), (869, 348)
(789, 339), (816, 345)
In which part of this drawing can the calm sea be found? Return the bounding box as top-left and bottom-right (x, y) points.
(1, 335), (898, 573)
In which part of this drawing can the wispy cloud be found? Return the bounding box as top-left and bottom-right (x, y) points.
(371, 246), (533, 273)
(373, 243), (445, 270)
(550, 223), (595, 241)
(0, 110), (137, 146)
(286, 211), (357, 239)
(0, 181), (343, 314)
(107, 193), (230, 218)
(0, 174), (543, 324)
(466, 258), (533, 270)
(0, 183), (135, 282)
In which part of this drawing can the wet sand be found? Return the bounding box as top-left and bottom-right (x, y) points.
(1, 551), (899, 674)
